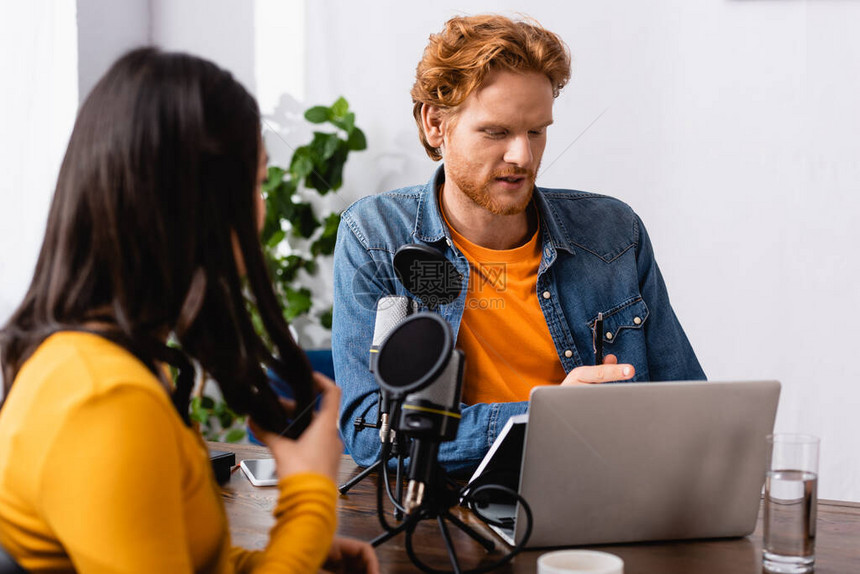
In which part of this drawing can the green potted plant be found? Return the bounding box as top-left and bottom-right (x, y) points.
(258, 96), (366, 331)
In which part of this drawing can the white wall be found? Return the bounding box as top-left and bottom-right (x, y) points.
(2, 0), (857, 501)
(301, 1), (860, 502)
(0, 1), (78, 330)
(151, 0), (257, 95)
(77, 0), (150, 102)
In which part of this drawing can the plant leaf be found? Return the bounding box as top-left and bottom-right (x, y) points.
(331, 111), (355, 133)
(291, 202), (319, 238)
(331, 97), (349, 118)
(265, 229), (286, 249)
(311, 212), (341, 256)
(278, 255), (308, 283)
(308, 131), (341, 164)
(283, 287), (313, 320)
(304, 106), (330, 124)
(347, 128), (367, 151)
(322, 134), (340, 160)
(262, 166), (286, 195)
(290, 149), (314, 181)
(320, 307), (333, 329)
(190, 397), (207, 425)
(224, 428), (247, 443)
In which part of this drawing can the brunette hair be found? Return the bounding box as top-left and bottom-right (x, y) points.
(411, 14), (571, 160)
(0, 48), (312, 434)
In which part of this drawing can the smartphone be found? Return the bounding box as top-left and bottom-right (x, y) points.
(265, 369), (324, 439)
(239, 458), (279, 487)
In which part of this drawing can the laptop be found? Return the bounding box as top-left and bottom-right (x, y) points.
(467, 380), (781, 548)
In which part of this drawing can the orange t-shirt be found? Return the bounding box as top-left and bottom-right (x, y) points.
(445, 217), (567, 404)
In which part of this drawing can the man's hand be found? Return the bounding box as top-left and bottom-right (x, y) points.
(560, 354), (635, 386)
(321, 536), (380, 574)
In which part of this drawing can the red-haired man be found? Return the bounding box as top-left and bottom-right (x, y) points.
(333, 14), (705, 473)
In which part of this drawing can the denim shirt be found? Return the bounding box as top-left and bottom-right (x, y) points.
(332, 167), (705, 474)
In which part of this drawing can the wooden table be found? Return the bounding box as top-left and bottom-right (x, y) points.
(212, 442), (860, 573)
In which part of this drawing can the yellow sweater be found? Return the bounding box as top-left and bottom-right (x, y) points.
(0, 332), (337, 573)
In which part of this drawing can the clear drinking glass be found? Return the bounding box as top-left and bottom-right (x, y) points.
(762, 434), (820, 574)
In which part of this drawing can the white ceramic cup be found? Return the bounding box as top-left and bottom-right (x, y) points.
(537, 550), (624, 574)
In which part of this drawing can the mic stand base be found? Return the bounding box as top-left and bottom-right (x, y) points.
(338, 436), (408, 521)
(338, 459), (381, 495)
(370, 466), (496, 574)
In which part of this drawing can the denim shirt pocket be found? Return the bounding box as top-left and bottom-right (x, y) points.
(591, 297), (649, 349)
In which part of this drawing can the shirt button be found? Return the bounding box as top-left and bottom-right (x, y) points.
(606, 332), (613, 340)
(633, 316), (642, 325)
(542, 291), (551, 299)
(564, 350), (573, 358)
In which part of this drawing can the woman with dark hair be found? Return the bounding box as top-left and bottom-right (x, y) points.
(0, 48), (377, 573)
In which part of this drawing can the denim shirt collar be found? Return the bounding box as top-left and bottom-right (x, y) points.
(532, 187), (576, 256)
(413, 165), (577, 257)
(413, 166), (450, 245)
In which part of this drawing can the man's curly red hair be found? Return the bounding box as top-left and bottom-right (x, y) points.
(411, 14), (571, 161)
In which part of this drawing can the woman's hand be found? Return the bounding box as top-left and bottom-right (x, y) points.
(252, 373), (343, 482)
(560, 354), (635, 386)
(320, 536), (380, 574)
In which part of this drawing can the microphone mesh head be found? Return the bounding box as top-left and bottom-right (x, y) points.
(372, 295), (415, 346)
(406, 352), (463, 408)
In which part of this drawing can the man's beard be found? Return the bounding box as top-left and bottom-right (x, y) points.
(448, 164), (537, 216)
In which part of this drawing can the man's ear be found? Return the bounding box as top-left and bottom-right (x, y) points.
(421, 105), (446, 149)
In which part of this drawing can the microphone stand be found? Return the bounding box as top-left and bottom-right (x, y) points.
(359, 249), (513, 571)
(364, 394), (495, 574)
(338, 392), (408, 520)
(370, 458), (496, 574)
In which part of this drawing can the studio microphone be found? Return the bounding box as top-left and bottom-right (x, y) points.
(374, 312), (464, 514)
(370, 295), (417, 444)
(401, 347), (464, 514)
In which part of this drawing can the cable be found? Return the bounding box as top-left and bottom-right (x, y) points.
(461, 480), (515, 528)
(400, 483), (534, 574)
(375, 440), (398, 533)
(380, 400), (407, 514)
(381, 443), (407, 515)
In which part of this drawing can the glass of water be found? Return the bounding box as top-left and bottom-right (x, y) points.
(763, 434), (820, 574)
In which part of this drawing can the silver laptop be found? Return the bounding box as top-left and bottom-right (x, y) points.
(467, 380), (781, 548)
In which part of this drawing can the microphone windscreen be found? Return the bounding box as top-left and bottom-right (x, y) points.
(393, 244), (462, 306)
(376, 313), (452, 394)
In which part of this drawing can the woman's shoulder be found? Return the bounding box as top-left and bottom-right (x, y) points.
(0, 331), (190, 508)
(22, 331), (165, 395)
(7, 331), (177, 430)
